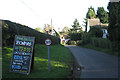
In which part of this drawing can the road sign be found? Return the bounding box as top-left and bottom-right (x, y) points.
(45, 38), (52, 46)
(10, 35), (35, 75)
(44, 38), (52, 72)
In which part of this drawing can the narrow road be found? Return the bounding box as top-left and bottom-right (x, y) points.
(65, 45), (119, 78)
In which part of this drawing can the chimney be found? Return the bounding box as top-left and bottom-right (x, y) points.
(90, 16), (94, 19)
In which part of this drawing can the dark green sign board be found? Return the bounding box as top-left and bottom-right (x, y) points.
(10, 35), (35, 75)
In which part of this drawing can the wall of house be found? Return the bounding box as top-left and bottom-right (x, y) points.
(87, 19), (90, 32)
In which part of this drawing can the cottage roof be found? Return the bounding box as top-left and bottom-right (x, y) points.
(88, 18), (101, 27)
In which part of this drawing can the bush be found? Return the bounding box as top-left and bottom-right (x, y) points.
(90, 37), (112, 49)
(2, 20), (60, 46)
(89, 26), (103, 38)
(66, 40), (76, 45)
(68, 33), (82, 41)
(76, 40), (83, 46)
(81, 32), (92, 45)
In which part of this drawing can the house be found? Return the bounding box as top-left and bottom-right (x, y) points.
(87, 17), (108, 38)
(46, 26), (56, 36)
(60, 35), (70, 44)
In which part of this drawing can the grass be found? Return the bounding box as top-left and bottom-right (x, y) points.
(82, 44), (120, 57)
(2, 44), (72, 78)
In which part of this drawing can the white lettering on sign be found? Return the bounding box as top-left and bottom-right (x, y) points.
(16, 41), (32, 46)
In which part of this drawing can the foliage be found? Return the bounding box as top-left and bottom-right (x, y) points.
(2, 20), (60, 46)
(90, 37), (112, 49)
(43, 24), (52, 33)
(2, 44), (72, 78)
(76, 40), (83, 46)
(62, 26), (70, 34)
(53, 29), (60, 37)
(66, 40), (76, 45)
(97, 7), (108, 23)
(89, 26), (103, 38)
(68, 33), (82, 41)
(108, 2), (120, 42)
(86, 6), (96, 19)
(89, 6), (95, 13)
(80, 26), (103, 45)
(80, 32), (119, 52)
(83, 44), (119, 57)
(107, 2), (120, 51)
(35, 27), (43, 33)
(89, 37), (119, 52)
(81, 32), (92, 45)
(71, 19), (82, 33)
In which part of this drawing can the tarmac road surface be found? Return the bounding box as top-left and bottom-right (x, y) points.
(65, 45), (119, 78)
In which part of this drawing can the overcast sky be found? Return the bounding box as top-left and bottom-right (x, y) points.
(0, 0), (109, 31)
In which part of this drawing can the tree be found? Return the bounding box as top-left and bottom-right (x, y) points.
(62, 26), (70, 34)
(89, 6), (95, 13)
(86, 6), (96, 19)
(71, 19), (82, 33)
(43, 24), (51, 33)
(107, 2), (120, 42)
(35, 27), (43, 32)
(97, 7), (108, 23)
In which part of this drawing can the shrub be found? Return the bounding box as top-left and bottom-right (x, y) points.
(77, 40), (83, 46)
(68, 33), (82, 41)
(66, 40), (76, 45)
(90, 37), (112, 49)
(89, 26), (103, 38)
(81, 32), (92, 45)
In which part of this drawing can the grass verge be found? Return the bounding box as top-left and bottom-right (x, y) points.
(82, 44), (120, 57)
(2, 44), (72, 78)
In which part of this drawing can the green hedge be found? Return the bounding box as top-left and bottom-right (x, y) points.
(89, 37), (119, 51)
(81, 32), (92, 45)
(2, 20), (60, 46)
(90, 37), (112, 49)
(68, 33), (82, 41)
(79, 32), (119, 51)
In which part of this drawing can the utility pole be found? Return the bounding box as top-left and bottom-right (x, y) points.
(51, 18), (53, 35)
(51, 18), (52, 27)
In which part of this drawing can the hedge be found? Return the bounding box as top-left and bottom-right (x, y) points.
(2, 20), (60, 46)
(68, 33), (82, 41)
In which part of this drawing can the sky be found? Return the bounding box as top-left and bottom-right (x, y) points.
(0, 0), (109, 31)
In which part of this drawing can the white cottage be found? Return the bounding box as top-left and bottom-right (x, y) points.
(87, 18), (108, 38)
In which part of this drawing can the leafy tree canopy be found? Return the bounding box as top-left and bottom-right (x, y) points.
(86, 6), (96, 19)
(35, 27), (43, 32)
(97, 7), (108, 23)
(107, 2), (120, 42)
(62, 26), (70, 34)
(71, 19), (82, 33)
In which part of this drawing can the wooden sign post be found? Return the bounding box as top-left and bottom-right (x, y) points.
(10, 35), (35, 75)
(45, 38), (52, 72)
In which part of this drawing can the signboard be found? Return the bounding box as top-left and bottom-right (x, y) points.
(10, 35), (35, 75)
(45, 38), (52, 46)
